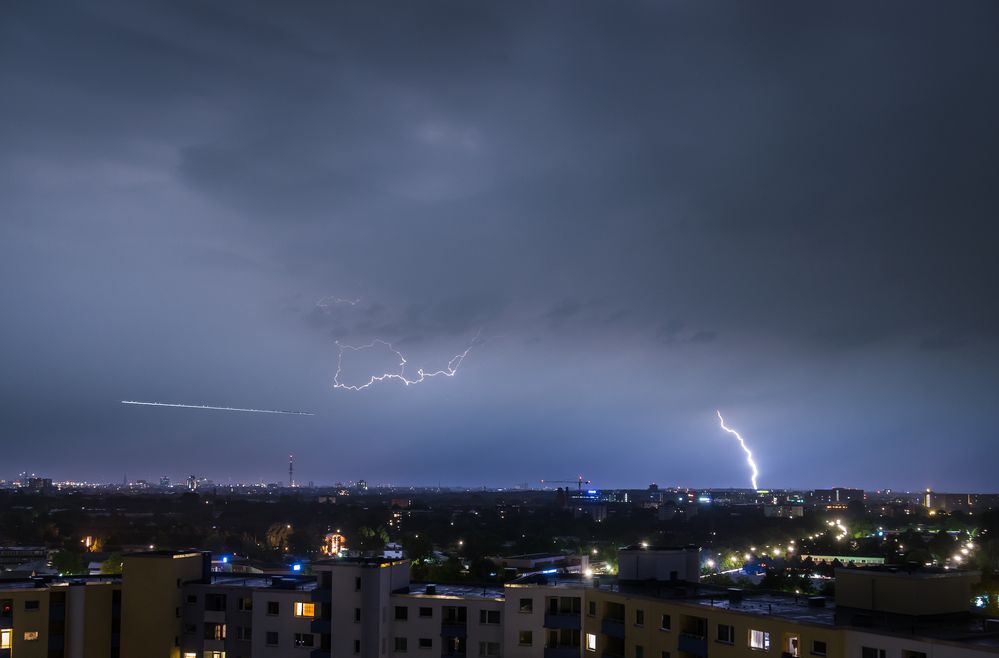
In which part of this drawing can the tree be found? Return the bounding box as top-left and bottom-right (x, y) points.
(100, 553), (124, 574)
(51, 550), (87, 576)
(265, 523), (293, 552)
(402, 534), (433, 563)
(358, 526), (389, 554)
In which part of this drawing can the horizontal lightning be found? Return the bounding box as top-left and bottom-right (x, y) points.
(316, 296), (360, 309)
(716, 410), (759, 490)
(121, 400), (314, 416)
(333, 330), (481, 391)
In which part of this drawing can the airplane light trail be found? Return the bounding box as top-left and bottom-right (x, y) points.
(716, 410), (759, 489)
(333, 331), (481, 391)
(121, 401), (314, 416)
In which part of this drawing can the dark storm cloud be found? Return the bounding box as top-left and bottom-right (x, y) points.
(2, 0), (998, 488)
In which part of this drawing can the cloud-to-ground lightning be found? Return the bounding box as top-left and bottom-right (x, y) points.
(121, 401), (314, 416)
(716, 410), (760, 489)
(333, 331), (481, 391)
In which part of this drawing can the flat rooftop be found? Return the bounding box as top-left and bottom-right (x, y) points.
(398, 583), (505, 600)
(691, 592), (836, 626)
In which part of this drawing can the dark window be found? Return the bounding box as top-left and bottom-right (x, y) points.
(419, 607), (433, 618)
(660, 614), (671, 631)
(25, 600), (40, 611)
(294, 633), (315, 647)
(355, 577), (362, 591)
(183, 624), (196, 635)
(267, 601), (279, 616)
(395, 637), (408, 652)
(587, 601), (596, 616)
(354, 639), (361, 654)
(902, 652), (926, 658)
(186, 595), (197, 604)
(635, 609), (644, 626)
(518, 631), (533, 646)
(204, 594), (226, 612)
(636, 646), (644, 658)
(443, 606), (466, 624)
(395, 606), (408, 620)
(266, 631), (279, 646)
(662, 653), (670, 658)
(519, 598), (533, 613)
(812, 641), (827, 656)
(479, 610), (500, 624)
(354, 607), (361, 622)
(717, 625), (734, 644)
(419, 638), (433, 649)
(862, 648), (886, 658)
(237, 597), (252, 611)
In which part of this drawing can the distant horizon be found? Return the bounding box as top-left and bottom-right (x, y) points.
(4, 472), (993, 496)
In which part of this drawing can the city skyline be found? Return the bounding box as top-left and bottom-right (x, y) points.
(2, 1), (998, 489)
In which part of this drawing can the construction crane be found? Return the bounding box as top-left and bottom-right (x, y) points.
(539, 476), (592, 491)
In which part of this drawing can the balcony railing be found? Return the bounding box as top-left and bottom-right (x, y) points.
(544, 612), (581, 629)
(544, 647), (581, 658)
(600, 617), (625, 639)
(441, 622), (468, 637)
(677, 632), (708, 657)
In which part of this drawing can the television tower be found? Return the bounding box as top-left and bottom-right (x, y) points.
(288, 454), (295, 488)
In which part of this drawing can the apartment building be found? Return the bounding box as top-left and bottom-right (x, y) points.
(0, 575), (121, 658)
(5, 546), (998, 658)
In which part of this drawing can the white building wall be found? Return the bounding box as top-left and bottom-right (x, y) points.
(844, 629), (999, 658)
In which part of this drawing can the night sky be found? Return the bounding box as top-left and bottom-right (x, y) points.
(2, 1), (998, 490)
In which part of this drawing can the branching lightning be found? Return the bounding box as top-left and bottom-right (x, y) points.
(716, 410), (759, 489)
(316, 296), (360, 310)
(333, 330), (481, 391)
(121, 400), (314, 416)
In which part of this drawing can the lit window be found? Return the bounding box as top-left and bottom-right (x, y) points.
(518, 631), (533, 646)
(1, 629), (11, 649)
(24, 631), (39, 641)
(183, 653), (197, 658)
(586, 633), (597, 652)
(207, 652), (226, 658)
(750, 630), (771, 651)
(294, 602), (316, 618)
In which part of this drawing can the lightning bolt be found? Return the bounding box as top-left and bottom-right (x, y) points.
(333, 330), (481, 391)
(121, 400), (314, 415)
(716, 410), (759, 490)
(316, 296), (360, 310)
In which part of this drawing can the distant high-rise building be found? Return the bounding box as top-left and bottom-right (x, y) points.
(288, 454), (295, 488)
(159, 476), (170, 488)
(187, 475), (198, 491)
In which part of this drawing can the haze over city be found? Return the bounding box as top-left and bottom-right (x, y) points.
(2, 1), (998, 490)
